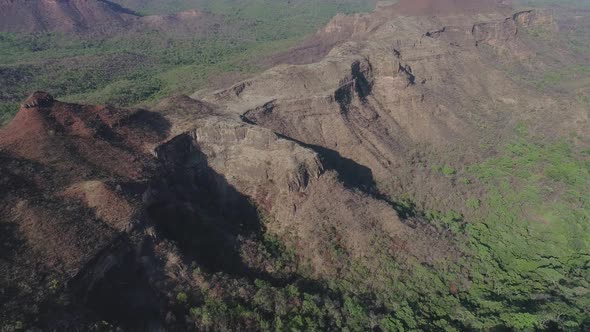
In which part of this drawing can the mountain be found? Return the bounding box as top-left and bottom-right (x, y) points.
(0, 91), (167, 327)
(1, 0), (589, 330)
(1, 90), (451, 329)
(269, 0), (513, 64)
(191, 1), (590, 329)
(0, 0), (232, 36)
(0, 0), (138, 33)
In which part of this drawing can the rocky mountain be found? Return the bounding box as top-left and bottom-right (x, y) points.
(1, 0), (589, 330)
(1, 89), (454, 329)
(197, 2), (585, 206)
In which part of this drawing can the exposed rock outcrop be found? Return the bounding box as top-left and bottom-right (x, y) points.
(2, 0), (588, 330)
(153, 115), (457, 277)
(195, 6), (585, 214)
(0, 89), (458, 328)
(0, 0), (237, 36)
(473, 9), (558, 48)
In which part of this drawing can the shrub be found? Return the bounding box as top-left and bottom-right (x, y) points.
(176, 292), (188, 304)
(465, 198), (480, 209)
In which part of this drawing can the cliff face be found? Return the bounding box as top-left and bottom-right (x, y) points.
(269, 0), (513, 65)
(155, 115), (456, 276)
(473, 9), (558, 48)
(0, 89), (457, 328)
(195, 7), (582, 207)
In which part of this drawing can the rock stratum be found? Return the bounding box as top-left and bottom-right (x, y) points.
(197, 3), (585, 208)
(1, 0), (589, 330)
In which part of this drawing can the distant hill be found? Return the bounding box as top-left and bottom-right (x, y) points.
(1, 0), (590, 330)
(109, 0), (203, 14)
(112, 0), (377, 16)
(0, 0), (139, 33)
(0, 0), (244, 37)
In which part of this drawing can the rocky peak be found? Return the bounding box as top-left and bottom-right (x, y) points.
(513, 9), (558, 31)
(22, 91), (55, 109)
(472, 9), (558, 46)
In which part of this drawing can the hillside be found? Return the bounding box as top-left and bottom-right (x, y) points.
(0, 90), (454, 330)
(0, 0), (138, 33)
(0, 0), (244, 36)
(1, 0), (589, 330)
(165, 0), (590, 329)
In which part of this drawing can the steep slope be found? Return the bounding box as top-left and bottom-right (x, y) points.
(190, 1), (590, 329)
(269, 0), (513, 65)
(0, 92), (169, 328)
(1, 91), (455, 329)
(196, 7), (586, 207)
(0, 0), (138, 33)
(159, 114), (458, 276)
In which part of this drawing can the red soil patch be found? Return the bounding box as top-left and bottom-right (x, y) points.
(0, 92), (171, 313)
(0, 91), (169, 180)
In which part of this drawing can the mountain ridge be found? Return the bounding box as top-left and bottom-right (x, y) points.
(0, 0), (229, 35)
(0, 0), (138, 33)
(1, 0), (589, 330)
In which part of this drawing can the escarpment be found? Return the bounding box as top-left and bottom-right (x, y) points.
(195, 6), (586, 214)
(472, 9), (558, 48)
(152, 114), (457, 275)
